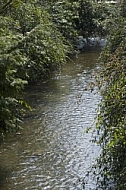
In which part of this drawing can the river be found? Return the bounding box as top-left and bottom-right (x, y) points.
(0, 47), (102, 190)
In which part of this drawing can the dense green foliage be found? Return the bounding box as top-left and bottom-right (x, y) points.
(0, 0), (125, 189)
(0, 16), (28, 134)
(0, 1), (69, 135)
(75, 0), (95, 38)
(95, 4), (126, 189)
(49, 1), (78, 44)
(0, 0), (99, 135)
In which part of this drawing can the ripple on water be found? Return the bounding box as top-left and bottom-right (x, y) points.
(0, 50), (102, 190)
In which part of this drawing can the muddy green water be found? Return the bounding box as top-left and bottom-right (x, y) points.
(0, 48), (102, 190)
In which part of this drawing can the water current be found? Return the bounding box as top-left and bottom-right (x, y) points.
(0, 47), (102, 190)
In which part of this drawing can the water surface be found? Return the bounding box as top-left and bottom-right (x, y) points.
(0, 48), (102, 190)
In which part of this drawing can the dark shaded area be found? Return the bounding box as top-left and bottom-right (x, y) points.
(0, 167), (11, 188)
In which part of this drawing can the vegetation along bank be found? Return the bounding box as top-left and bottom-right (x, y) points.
(0, 0), (125, 189)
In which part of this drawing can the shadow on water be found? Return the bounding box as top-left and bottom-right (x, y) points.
(0, 167), (11, 188)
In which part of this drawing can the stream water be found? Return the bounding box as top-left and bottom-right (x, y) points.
(0, 47), (102, 190)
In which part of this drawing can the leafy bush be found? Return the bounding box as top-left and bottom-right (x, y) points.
(13, 2), (43, 35)
(92, 2), (122, 37)
(23, 21), (70, 82)
(0, 17), (28, 134)
(0, 1), (72, 135)
(49, 0), (78, 44)
(75, 0), (95, 38)
(95, 17), (126, 189)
